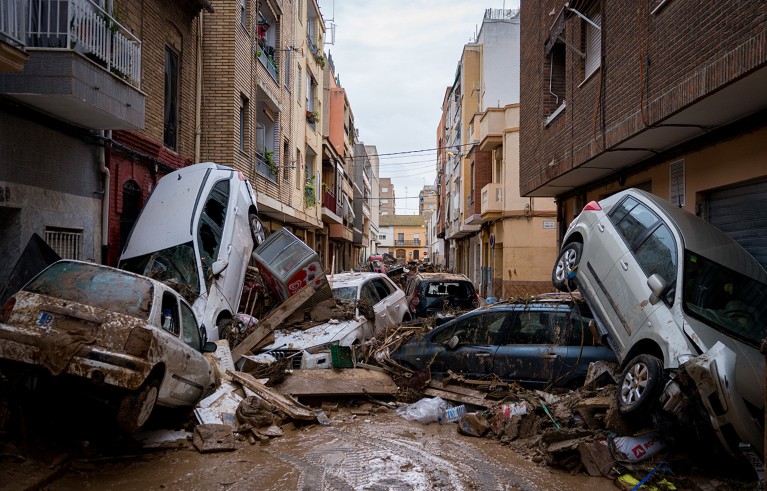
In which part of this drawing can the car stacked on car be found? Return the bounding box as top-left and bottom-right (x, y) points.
(552, 188), (766, 456)
(405, 273), (480, 319)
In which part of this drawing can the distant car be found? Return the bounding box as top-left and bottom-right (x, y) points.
(405, 273), (480, 318)
(553, 188), (766, 456)
(391, 293), (616, 388)
(0, 260), (216, 432)
(120, 162), (267, 342)
(255, 272), (410, 369)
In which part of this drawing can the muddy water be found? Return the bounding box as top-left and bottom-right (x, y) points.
(46, 411), (616, 491)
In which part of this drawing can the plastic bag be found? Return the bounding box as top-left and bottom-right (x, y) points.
(396, 397), (447, 424)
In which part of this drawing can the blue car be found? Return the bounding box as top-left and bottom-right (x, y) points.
(391, 294), (617, 389)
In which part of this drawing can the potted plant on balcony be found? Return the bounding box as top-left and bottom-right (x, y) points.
(313, 53), (326, 68)
(264, 150), (277, 176)
(306, 110), (320, 124)
(304, 176), (317, 207)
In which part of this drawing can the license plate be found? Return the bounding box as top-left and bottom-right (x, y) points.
(36, 311), (54, 330)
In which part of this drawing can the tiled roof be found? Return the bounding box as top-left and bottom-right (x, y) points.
(379, 214), (427, 227)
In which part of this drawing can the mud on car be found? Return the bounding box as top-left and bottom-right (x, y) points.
(405, 273), (480, 318)
(0, 260), (216, 432)
(552, 188), (766, 457)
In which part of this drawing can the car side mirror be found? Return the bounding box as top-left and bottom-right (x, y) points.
(202, 341), (217, 353)
(647, 274), (666, 305)
(212, 259), (229, 276)
(443, 335), (459, 350)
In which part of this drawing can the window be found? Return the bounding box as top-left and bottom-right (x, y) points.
(583, 11), (601, 79)
(306, 75), (314, 111)
(506, 309), (568, 345)
(45, 227), (82, 260)
(180, 301), (202, 350)
(239, 95), (248, 152)
(397, 233), (404, 244)
(634, 224), (677, 288)
(360, 282), (382, 305)
(610, 197), (660, 248)
(240, 0), (247, 28)
(295, 149), (302, 190)
(433, 311), (507, 345)
(198, 180), (230, 286)
(120, 180), (142, 250)
(283, 140), (290, 183)
(380, 199), (388, 204)
(163, 47), (179, 150)
(160, 292), (180, 335)
(297, 0), (302, 20)
(379, 234), (386, 240)
(382, 187), (388, 193)
(297, 65), (302, 102)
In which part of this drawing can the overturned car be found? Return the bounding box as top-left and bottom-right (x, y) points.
(0, 260), (216, 432)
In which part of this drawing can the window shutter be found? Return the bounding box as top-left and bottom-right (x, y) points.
(584, 13), (601, 78)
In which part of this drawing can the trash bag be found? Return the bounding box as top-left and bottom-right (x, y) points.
(396, 397), (447, 424)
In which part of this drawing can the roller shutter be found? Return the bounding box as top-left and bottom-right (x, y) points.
(707, 178), (767, 271)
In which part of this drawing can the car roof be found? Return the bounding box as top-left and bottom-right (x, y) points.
(329, 272), (390, 288)
(608, 189), (767, 281)
(414, 273), (471, 282)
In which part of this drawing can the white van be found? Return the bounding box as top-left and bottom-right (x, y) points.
(119, 163), (266, 342)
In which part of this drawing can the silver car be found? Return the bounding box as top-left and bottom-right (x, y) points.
(552, 188), (766, 456)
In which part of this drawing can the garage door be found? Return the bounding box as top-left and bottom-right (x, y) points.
(707, 178), (767, 271)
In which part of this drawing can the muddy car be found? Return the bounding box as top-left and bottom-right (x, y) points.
(391, 294), (616, 388)
(405, 273), (480, 318)
(552, 188), (766, 456)
(254, 272), (410, 368)
(0, 260), (216, 432)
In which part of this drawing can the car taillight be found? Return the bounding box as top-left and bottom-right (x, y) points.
(409, 293), (420, 309)
(582, 201), (602, 211)
(0, 297), (15, 324)
(124, 327), (153, 358)
(237, 170), (246, 181)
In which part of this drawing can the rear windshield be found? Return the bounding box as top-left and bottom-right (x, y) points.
(25, 261), (153, 319)
(422, 281), (473, 298)
(683, 250), (767, 348)
(120, 242), (200, 296)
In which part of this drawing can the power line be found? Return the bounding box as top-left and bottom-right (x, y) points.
(364, 141), (475, 159)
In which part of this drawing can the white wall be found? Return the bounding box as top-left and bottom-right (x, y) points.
(478, 18), (520, 109)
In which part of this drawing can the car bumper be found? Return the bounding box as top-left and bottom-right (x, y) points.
(0, 323), (152, 391)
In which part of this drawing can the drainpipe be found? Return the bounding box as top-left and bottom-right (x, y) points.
(99, 130), (112, 264)
(194, 10), (204, 164)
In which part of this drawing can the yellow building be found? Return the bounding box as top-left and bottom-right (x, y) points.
(379, 215), (427, 262)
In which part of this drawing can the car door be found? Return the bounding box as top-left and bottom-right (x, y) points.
(359, 280), (388, 336)
(374, 277), (407, 324)
(493, 306), (568, 387)
(561, 305), (616, 385)
(176, 300), (211, 402)
(156, 291), (192, 403)
(601, 199), (675, 348)
(429, 310), (509, 379)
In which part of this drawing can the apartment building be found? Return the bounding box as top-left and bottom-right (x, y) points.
(353, 143), (373, 265)
(520, 1), (767, 272)
(0, 0), (210, 293)
(366, 144), (381, 255)
(419, 185), (438, 217)
(379, 214), (427, 263)
(200, 0), (324, 250)
(437, 8), (556, 295)
(379, 177), (395, 215)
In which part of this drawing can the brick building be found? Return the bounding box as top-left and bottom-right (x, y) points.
(520, 0), (767, 271)
(379, 177), (395, 215)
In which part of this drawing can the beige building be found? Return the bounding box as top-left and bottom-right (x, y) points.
(419, 185), (438, 218)
(379, 177), (395, 215)
(200, 0), (325, 249)
(379, 215), (427, 262)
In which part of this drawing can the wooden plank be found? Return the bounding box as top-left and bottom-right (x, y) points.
(423, 387), (490, 408)
(228, 370), (315, 420)
(231, 282), (318, 361)
(428, 380), (489, 400)
(275, 369), (398, 397)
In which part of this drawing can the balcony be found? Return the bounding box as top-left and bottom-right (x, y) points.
(479, 108), (504, 151)
(257, 46), (278, 83)
(329, 223), (353, 242)
(0, 0), (144, 129)
(321, 190), (342, 224)
(394, 239), (421, 247)
(480, 183), (503, 220)
(255, 151), (277, 182)
(362, 199), (371, 218)
(0, 0), (28, 71)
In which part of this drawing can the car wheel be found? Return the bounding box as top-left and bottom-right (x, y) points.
(616, 354), (664, 415)
(552, 242), (582, 292)
(249, 214), (268, 247)
(117, 379), (160, 433)
(217, 317), (233, 340)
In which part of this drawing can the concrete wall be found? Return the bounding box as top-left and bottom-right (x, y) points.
(478, 18), (520, 109)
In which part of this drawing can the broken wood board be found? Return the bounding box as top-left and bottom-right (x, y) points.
(274, 368), (398, 397)
(428, 380), (490, 400)
(228, 370), (315, 420)
(423, 387), (490, 408)
(232, 282), (319, 361)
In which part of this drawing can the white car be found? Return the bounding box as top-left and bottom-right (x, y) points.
(120, 163), (267, 342)
(553, 188), (766, 456)
(0, 260), (216, 432)
(255, 272), (411, 369)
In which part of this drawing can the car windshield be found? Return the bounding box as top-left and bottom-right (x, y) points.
(423, 281), (472, 298)
(683, 250), (767, 348)
(25, 261), (153, 320)
(333, 286), (358, 302)
(119, 242), (201, 295)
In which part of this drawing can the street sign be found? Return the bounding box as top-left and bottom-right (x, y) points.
(489, 233), (495, 248)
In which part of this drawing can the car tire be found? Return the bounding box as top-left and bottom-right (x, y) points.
(217, 317), (233, 340)
(249, 214), (268, 247)
(552, 242), (582, 292)
(117, 378), (160, 433)
(616, 354), (664, 415)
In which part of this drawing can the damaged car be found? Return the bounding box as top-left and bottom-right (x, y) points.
(552, 188), (766, 456)
(0, 260), (216, 432)
(404, 273), (480, 318)
(391, 294), (617, 388)
(253, 272), (410, 369)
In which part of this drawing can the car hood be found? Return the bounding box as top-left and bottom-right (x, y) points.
(259, 317), (368, 351)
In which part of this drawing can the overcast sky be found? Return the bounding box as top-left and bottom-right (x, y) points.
(317, 0), (520, 215)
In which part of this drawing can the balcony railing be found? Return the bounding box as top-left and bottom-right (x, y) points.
(26, 0), (141, 88)
(322, 190), (338, 215)
(1, 0), (25, 46)
(307, 33), (318, 56)
(395, 239), (421, 246)
(481, 183), (503, 215)
(257, 45), (278, 83)
(255, 151), (277, 182)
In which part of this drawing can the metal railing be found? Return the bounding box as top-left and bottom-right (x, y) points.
(1, 0), (25, 46)
(258, 46), (278, 83)
(26, 0), (141, 88)
(395, 239), (421, 246)
(322, 190), (337, 215)
(255, 151), (277, 181)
